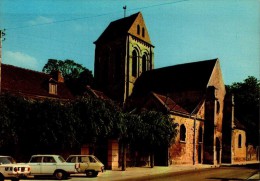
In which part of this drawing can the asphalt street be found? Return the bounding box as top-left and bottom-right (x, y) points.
(7, 163), (260, 181)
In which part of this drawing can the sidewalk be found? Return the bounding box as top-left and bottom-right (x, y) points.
(98, 161), (260, 181)
(98, 164), (216, 181)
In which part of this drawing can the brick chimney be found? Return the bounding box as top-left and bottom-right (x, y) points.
(51, 70), (64, 83)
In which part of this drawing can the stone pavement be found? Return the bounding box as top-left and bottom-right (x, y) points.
(97, 161), (260, 181)
(97, 164), (216, 181)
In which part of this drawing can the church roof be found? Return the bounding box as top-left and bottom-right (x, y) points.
(1, 64), (74, 99)
(152, 92), (189, 114)
(94, 12), (152, 44)
(133, 59), (218, 95)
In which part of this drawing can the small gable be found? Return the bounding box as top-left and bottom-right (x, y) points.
(140, 92), (189, 115)
(128, 12), (152, 44)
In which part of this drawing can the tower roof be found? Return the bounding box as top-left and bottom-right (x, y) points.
(94, 12), (152, 44)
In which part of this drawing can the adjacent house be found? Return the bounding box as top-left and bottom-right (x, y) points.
(0, 64), (74, 100)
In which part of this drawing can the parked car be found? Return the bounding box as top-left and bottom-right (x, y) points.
(66, 155), (104, 177)
(28, 154), (80, 180)
(0, 156), (31, 181)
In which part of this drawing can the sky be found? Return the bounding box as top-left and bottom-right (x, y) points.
(0, 0), (259, 85)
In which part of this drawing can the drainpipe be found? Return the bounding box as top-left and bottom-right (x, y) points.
(124, 34), (129, 103)
(193, 115), (197, 165)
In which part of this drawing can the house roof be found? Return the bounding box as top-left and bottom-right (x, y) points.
(1, 64), (74, 99)
(85, 86), (110, 100)
(133, 59), (218, 96)
(94, 12), (152, 45)
(152, 92), (189, 114)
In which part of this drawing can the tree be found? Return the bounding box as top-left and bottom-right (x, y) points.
(42, 59), (94, 94)
(226, 76), (260, 145)
(118, 111), (178, 170)
(73, 97), (120, 153)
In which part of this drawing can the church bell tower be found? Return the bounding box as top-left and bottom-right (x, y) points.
(94, 12), (154, 104)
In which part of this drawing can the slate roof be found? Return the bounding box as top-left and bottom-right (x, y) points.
(152, 92), (189, 114)
(133, 59), (218, 96)
(1, 64), (74, 99)
(94, 12), (150, 44)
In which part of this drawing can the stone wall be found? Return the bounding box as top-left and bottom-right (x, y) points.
(232, 129), (246, 163)
(169, 115), (204, 164)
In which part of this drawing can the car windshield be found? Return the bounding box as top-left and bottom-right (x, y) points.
(0, 156), (16, 164)
(93, 156), (101, 163)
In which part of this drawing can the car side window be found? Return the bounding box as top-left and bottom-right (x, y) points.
(43, 157), (56, 163)
(30, 157), (42, 163)
(81, 157), (90, 163)
(67, 157), (76, 163)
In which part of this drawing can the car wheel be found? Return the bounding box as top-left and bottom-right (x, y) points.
(86, 170), (98, 177)
(11, 178), (19, 181)
(54, 170), (66, 180)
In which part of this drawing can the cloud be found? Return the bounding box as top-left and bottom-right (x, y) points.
(28, 16), (54, 25)
(3, 51), (39, 70)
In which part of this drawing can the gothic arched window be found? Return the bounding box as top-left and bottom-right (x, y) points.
(132, 50), (137, 77)
(238, 134), (242, 148)
(180, 124), (186, 142)
(142, 55), (147, 73)
(199, 127), (203, 143)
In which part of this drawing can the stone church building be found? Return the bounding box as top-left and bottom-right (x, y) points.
(93, 12), (247, 167)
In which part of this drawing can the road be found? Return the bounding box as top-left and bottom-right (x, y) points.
(13, 164), (260, 181)
(124, 166), (260, 181)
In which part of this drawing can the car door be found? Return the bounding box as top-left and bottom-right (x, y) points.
(41, 156), (57, 175)
(29, 156), (42, 174)
(79, 156), (89, 172)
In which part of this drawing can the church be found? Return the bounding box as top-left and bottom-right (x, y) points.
(93, 12), (247, 167)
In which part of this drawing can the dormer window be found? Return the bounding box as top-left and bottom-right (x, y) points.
(49, 83), (57, 95)
(49, 78), (58, 95)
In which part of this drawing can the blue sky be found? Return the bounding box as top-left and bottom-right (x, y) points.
(0, 0), (259, 85)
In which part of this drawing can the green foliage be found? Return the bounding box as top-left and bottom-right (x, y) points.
(226, 76), (260, 145)
(42, 59), (94, 94)
(119, 111), (177, 149)
(0, 93), (178, 159)
(73, 97), (120, 143)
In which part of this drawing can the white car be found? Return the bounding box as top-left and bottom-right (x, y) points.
(66, 155), (104, 177)
(0, 156), (31, 181)
(28, 154), (79, 180)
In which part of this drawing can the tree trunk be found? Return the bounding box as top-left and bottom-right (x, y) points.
(150, 152), (154, 168)
(121, 142), (127, 171)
